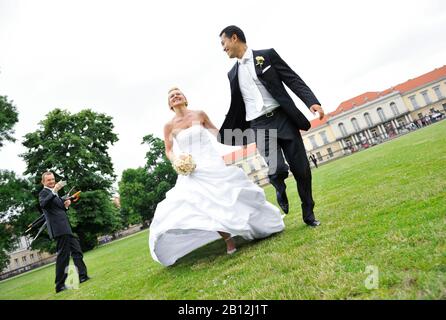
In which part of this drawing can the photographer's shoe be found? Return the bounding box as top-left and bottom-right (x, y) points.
(55, 285), (68, 293)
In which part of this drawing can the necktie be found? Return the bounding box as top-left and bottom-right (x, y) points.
(239, 60), (264, 111)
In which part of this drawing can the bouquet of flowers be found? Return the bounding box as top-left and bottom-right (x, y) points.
(173, 153), (196, 175)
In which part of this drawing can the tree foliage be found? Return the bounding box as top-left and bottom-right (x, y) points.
(0, 95), (19, 149)
(119, 134), (177, 227)
(0, 170), (42, 269)
(19, 108), (121, 250)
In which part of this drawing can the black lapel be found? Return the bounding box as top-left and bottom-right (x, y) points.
(229, 62), (238, 83)
(229, 62), (240, 93)
(252, 50), (268, 87)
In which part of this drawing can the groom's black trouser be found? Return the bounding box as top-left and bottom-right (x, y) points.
(250, 108), (316, 223)
(55, 234), (88, 289)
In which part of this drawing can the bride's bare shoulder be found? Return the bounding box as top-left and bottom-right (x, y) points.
(194, 110), (208, 119)
(164, 120), (174, 134)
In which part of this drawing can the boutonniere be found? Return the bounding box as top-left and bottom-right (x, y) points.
(255, 56), (265, 68)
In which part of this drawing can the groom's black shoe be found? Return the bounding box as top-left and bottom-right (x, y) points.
(306, 220), (321, 227)
(276, 190), (289, 214)
(80, 276), (91, 284)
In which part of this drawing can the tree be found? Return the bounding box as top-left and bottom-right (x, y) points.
(0, 223), (14, 271)
(141, 134), (177, 223)
(0, 170), (42, 269)
(118, 134), (177, 227)
(142, 134), (177, 189)
(20, 108), (121, 250)
(119, 168), (152, 226)
(0, 95), (19, 149)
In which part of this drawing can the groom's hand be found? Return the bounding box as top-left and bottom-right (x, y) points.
(310, 104), (325, 120)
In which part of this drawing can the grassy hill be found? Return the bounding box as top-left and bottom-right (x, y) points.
(1, 121), (445, 300)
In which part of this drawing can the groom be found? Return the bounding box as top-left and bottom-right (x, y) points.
(218, 25), (324, 227)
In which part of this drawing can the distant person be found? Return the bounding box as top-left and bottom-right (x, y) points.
(309, 154), (318, 168)
(39, 171), (90, 293)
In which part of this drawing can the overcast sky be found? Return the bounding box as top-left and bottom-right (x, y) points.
(1, 0), (445, 188)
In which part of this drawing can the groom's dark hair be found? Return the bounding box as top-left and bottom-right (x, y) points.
(219, 25), (246, 43)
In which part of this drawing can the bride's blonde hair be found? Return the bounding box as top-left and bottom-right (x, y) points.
(168, 87), (188, 110)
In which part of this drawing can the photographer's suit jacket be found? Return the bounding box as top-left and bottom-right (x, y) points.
(39, 188), (73, 239)
(219, 48), (320, 146)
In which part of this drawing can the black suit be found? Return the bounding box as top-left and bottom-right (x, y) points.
(219, 48), (320, 223)
(39, 187), (88, 290)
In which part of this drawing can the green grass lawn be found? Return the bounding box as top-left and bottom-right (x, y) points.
(1, 121), (445, 300)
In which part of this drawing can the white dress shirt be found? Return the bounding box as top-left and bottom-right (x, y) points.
(238, 48), (280, 121)
(44, 186), (58, 195)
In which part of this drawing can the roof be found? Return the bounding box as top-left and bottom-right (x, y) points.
(393, 65), (446, 93)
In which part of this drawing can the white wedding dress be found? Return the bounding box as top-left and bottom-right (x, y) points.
(148, 124), (285, 266)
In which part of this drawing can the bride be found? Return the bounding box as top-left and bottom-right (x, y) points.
(148, 87), (285, 266)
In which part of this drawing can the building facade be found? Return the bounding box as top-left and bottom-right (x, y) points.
(302, 65), (446, 164)
(402, 76), (446, 124)
(223, 143), (270, 186)
(1, 236), (55, 280)
(223, 65), (446, 178)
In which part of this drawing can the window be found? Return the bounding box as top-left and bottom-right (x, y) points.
(351, 118), (360, 131)
(30, 254), (34, 261)
(409, 95), (420, 109)
(421, 90), (431, 105)
(433, 86), (443, 100)
(22, 256), (27, 263)
(338, 123), (347, 136)
(364, 113), (373, 127)
(390, 102), (399, 116)
(319, 131), (329, 144)
(15, 258), (19, 267)
(327, 148), (333, 158)
(308, 135), (318, 149)
(377, 108), (386, 122)
(443, 103), (446, 112)
(316, 152), (323, 162)
(417, 113), (423, 120)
